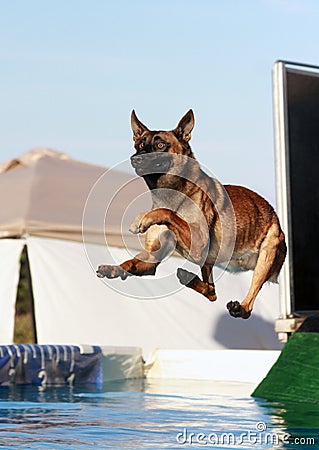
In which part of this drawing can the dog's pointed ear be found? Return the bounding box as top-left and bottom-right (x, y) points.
(173, 109), (195, 142)
(131, 110), (149, 141)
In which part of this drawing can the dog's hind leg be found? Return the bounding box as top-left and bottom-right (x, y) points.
(97, 225), (175, 280)
(177, 264), (217, 301)
(227, 223), (286, 319)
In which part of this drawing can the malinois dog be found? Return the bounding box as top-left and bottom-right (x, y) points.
(97, 110), (286, 319)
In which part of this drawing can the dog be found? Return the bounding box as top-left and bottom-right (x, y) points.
(97, 110), (287, 319)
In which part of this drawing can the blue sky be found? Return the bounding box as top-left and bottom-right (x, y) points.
(1, 0), (319, 202)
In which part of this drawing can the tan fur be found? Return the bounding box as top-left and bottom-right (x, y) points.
(97, 110), (287, 319)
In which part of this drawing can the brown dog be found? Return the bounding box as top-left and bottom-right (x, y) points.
(97, 110), (286, 319)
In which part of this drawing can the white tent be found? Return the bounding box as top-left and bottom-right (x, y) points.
(0, 149), (282, 357)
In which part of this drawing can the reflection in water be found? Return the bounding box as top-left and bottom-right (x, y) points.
(256, 397), (319, 448)
(0, 378), (146, 403)
(0, 379), (317, 448)
(259, 398), (319, 429)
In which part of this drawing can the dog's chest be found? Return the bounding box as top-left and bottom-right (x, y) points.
(151, 190), (201, 223)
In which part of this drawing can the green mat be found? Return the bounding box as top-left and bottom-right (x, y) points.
(252, 332), (319, 403)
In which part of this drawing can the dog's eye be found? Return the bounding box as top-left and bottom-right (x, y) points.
(156, 141), (166, 150)
(139, 142), (145, 150)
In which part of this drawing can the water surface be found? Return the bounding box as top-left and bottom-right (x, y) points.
(0, 379), (317, 449)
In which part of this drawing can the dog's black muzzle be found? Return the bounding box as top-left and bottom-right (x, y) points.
(130, 152), (173, 177)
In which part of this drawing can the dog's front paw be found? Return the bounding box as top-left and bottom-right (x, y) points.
(226, 301), (251, 319)
(129, 212), (147, 234)
(129, 212), (152, 234)
(96, 264), (129, 280)
(130, 212), (154, 234)
(177, 268), (196, 286)
(206, 284), (217, 302)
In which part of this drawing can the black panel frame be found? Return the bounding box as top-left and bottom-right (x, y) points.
(273, 60), (319, 316)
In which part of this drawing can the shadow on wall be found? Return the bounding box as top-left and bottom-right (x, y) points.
(213, 312), (283, 350)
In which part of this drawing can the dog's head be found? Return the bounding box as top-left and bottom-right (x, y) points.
(130, 110), (196, 186)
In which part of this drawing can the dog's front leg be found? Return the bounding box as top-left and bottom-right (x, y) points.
(177, 264), (217, 301)
(131, 208), (209, 265)
(97, 224), (175, 280)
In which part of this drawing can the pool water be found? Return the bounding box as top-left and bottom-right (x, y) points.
(0, 379), (317, 449)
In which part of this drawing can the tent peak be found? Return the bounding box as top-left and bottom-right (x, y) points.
(0, 148), (71, 173)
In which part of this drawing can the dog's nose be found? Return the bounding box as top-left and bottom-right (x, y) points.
(131, 155), (143, 167)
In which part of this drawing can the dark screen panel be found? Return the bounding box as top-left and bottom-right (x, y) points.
(286, 69), (319, 312)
